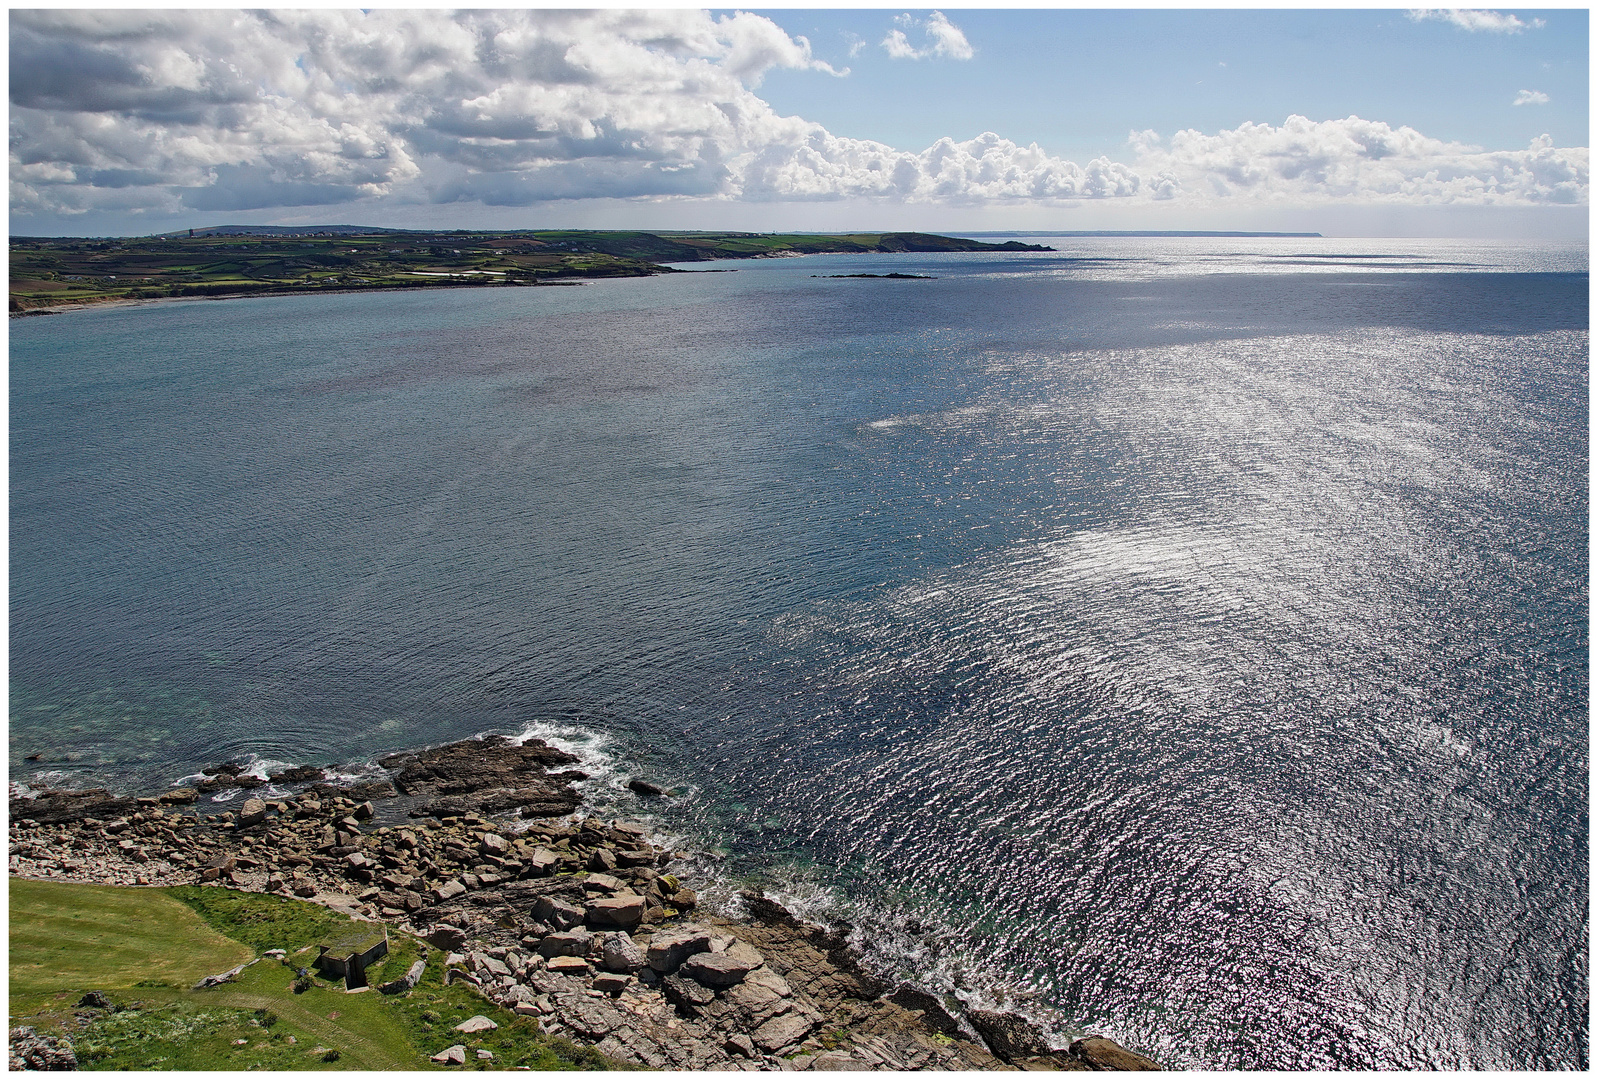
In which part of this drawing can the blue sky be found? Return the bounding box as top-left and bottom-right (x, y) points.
(9, 8), (1589, 238)
(757, 9), (1588, 161)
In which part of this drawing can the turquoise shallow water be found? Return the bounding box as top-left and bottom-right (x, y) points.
(10, 237), (1588, 1068)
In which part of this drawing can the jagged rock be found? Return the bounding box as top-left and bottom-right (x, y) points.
(968, 1009), (1053, 1063)
(12, 787), (140, 824)
(547, 956), (592, 975)
(1070, 1036), (1161, 1071)
(532, 896), (586, 931)
(379, 736), (577, 798)
(76, 991), (113, 1010)
(432, 880), (467, 902)
(887, 984), (968, 1042)
(627, 778), (666, 797)
(454, 1015), (498, 1034)
(480, 833), (510, 857)
(647, 928), (713, 973)
(724, 1033), (757, 1059)
(680, 951), (758, 989)
(588, 847), (617, 872)
(426, 924), (468, 950)
(597, 932), (647, 974)
(193, 959), (253, 989)
(526, 847), (560, 875)
(662, 973), (716, 1010)
(267, 765), (326, 784)
(9, 1025), (78, 1070)
(430, 1045), (466, 1065)
(237, 798), (268, 826)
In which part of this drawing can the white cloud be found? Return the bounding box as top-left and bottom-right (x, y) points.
(1514, 89), (1551, 106)
(8, 12), (1587, 221)
(882, 11), (974, 61)
(1131, 116), (1587, 206)
(1406, 9), (1546, 33)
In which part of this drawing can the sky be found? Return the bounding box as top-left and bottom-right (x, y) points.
(8, 6), (1590, 238)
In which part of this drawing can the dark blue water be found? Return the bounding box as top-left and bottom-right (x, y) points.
(11, 238), (1588, 1068)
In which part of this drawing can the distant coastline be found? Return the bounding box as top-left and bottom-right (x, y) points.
(9, 229), (1049, 316)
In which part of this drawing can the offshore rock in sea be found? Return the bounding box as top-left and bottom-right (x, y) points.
(381, 735), (583, 819)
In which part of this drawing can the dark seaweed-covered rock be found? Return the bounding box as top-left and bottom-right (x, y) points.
(627, 778), (666, 796)
(267, 765), (327, 784)
(8, 788), (137, 826)
(411, 782), (580, 820)
(967, 1009), (1053, 1063)
(378, 736), (579, 797)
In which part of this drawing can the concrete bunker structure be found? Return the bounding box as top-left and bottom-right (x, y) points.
(315, 926), (389, 989)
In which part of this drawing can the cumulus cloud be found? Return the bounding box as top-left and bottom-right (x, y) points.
(1514, 89), (1551, 106)
(1131, 115), (1587, 206)
(1406, 9), (1546, 33)
(7, 11), (1587, 221)
(882, 12), (974, 61)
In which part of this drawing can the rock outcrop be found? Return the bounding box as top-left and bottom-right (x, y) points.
(9, 736), (1161, 1072)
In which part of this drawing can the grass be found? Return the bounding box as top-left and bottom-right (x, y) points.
(9, 880), (618, 1070)
(10, 879), (252, 997)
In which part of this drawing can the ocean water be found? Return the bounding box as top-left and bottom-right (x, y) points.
(10, 237), (1588, 1069)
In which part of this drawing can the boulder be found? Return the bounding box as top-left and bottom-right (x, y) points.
(586, 895), (646, 929)
(454, 1015), (498, 1034)
(531, 896), (585, 931)
(547, 955), (592, 975)
(237, 798), (268, 826)
(425, 924), (468, 951)
(646, 928), (713, 973)
(537, 929), (593, 958)
(968, 1009), (1053, 1063)
(661, 973), (716, 1010)
(431, 880), (467, 902)
(592, 972), (630, 995)
(597, 932), (647, 974)
(430, 1045), (467, 1065)
(626, 778), (666, 797)
(680, 951), (758, 990)
(581, 872), (625, 894)
(479, 833), (510, 857)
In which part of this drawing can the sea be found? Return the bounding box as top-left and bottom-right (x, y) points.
(9, 236), (1588, 1069)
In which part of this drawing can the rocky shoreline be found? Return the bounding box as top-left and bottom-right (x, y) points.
(9, 734), (1159, 1072)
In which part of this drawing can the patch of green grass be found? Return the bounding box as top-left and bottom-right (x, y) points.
(11, 881), (621, 1070)
(165, 885), (356, 955)
(10, 879), (252, 999)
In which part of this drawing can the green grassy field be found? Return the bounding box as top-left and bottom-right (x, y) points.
(10, 229), (1047, 311)
(9, 879), (614, 1071)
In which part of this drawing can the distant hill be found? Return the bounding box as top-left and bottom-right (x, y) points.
(157, 225), (411, 237)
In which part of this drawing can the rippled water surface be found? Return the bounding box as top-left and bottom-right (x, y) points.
(11, 237), (1588, 1068)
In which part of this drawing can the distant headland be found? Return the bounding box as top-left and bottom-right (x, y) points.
(9, 229), (1050, 314)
